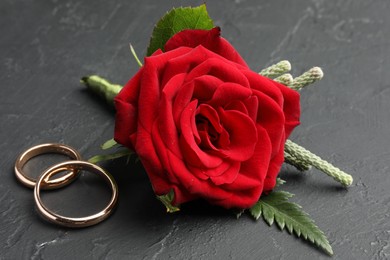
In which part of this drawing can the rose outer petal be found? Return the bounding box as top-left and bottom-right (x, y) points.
(138, 47), (193, 133)
(114, 70), (143, 149)
(164, 27), (248, 67)
(269, 79), (300, 137)
(262, 132), (286, 192)
(243, 70), (300, 138)
(251, 89), (285, 158)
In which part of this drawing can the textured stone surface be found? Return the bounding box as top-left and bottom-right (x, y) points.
(1, 0), (389, 259)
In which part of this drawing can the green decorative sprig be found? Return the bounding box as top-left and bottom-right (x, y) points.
(259, 60), (291, 78)
(274, 73), (293, 86)
(291, 67), (324, 91)
(284, 140), (353, 187)
(284, 151), (311, 171)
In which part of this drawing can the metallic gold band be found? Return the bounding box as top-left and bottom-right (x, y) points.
(34, 160), (118, 228)
(14, 143), (82, 189)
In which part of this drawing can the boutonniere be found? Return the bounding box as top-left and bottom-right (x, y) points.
(82, 5), (352, 255)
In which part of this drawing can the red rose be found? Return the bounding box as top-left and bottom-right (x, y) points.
(114, 27), (300, 209)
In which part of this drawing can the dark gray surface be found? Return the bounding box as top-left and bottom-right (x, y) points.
(1, 0), (389, 259)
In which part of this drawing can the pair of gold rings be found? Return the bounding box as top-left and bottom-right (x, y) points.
(14, 143), (118, 228)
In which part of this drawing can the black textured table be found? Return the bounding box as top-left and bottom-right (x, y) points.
(1, 1), (389, 259)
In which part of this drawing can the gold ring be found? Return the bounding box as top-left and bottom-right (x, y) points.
(15, 143), (82, 189)
(34, 160), (118, 228)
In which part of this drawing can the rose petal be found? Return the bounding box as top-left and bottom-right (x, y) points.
(224, 100), (248, 115)
(159, 73), (187, 157)
(114, 70), (143, 149)
(186, 57), (250, 88)
(192, 75), (222, 102)
(242, 70), (300, 137)
(208, 186), (262, 209)
(222, 124), (271, 191)
(172, 81), (195, 133)
(217, 109), (258, 161)
(135, 124), (171, 195)
(197, 104), (222, 133)
(138, 47), (193, 132)
(161, 47), (214, 87)
(179, 100), (223, 168)
(171, 185), (197, 206)
(114, 100), (138, 149)
(223, 96), (259, 123)
(263, 132), (286, 192)
(243, 96), (259, 122)
(217, 128), (230, 148)
(164, 27), (248, 67)
(187, 160), (231, 179)
(210, 161), (240, 185)
(270, 80), (300, 137)
(151, 120), (180, 184)
(166, 150), (233, 201)
(241, 70), (284, 107)
(208, 82), (252, 108)
(252, 89), (285, 157)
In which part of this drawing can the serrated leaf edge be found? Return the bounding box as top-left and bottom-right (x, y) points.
(250, 191), (333, 256)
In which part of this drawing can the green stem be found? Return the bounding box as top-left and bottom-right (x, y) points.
(284, 140), (353, 187)
(81, 75), (122, 106)
(130, 44), (143, 67)
(88, 149), (133, 164)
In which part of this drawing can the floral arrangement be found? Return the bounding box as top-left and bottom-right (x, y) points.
(82, 5), (353, 255)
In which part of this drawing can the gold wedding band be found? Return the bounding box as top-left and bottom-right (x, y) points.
(15, 143), (82, 189)
(34, 160), (118, 228)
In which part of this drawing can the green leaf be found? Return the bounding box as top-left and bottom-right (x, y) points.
(101, 138), (118, 150)
(249, 191), (333, 256)
(146, 4), (214, 56)
(156, 189), (180, 213)
(234, 209), (245, 219)
(276, 178), (286, 187)
(88, 149), (133, 164)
